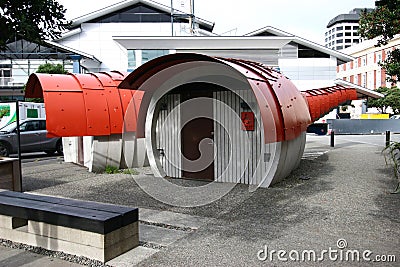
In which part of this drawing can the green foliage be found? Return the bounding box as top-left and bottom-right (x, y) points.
(104, 166), (139, 175)
(359, 0), (400, 83)
(104, 165), (119, 174)
(367, 86), (400, 114)
(123, 168), (139, 175)
(25, 63), (68, 102)
(0, 0), (70, 51)
(36, 63), (68, 74)
(382, 141), (400, 193)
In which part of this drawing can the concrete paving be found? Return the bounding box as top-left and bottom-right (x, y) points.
(0, 134), (399, 266)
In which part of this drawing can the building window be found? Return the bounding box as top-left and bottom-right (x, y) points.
(354, 74), (358, 84)
(345, 45), (351, 48)
(337, 26), (343, 31)
(337, 39), (343, 44)
(353, 39), (359, 44)
(362, 58), (366, 66)
(362, 73), (367, 87)
(345, 32), (351, 36)
(377, 69), (381, 87)
(345, 39), (352, 43)
(353, 32), (359, 36)
(142, 50), (169, 64)
(0, 64), (12, 86)
(329, 29), (331, 34)
(377, 54), (382, 63)
(127, 50), (136, 70)
(336, 46), (343, 50)
(332, 28), (335, 33)
(353, 26), (359, 30)
(337, 33), (343, 37)
(345, 26), (351, 30)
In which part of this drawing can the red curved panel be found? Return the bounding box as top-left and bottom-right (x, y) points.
(104, 88), (125, 134)
(44, 91), (87, 137)
(71, 74), (103, 89)
(248, 80), (284, 143)
(305, 85), (358, 122)
(25, 72), (132, 137)
(83, 89), (111, 136)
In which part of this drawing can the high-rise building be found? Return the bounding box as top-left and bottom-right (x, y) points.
(325, 8), (373, 51)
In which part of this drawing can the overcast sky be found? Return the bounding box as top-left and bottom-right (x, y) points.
(58, 0), (376, 45)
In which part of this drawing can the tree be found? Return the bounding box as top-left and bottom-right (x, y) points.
(25, 63), (68, 102)
(36, 63), (68, 74)
(0, 0), (70, 51)
(367, 86), (400, 114)
(358, 0), (400, 83)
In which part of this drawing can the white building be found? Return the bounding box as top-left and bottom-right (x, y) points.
(325, 8), (372, 51)
(337, 34), (400, 90)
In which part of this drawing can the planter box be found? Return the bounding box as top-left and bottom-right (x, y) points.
(0, 157), (21, 192)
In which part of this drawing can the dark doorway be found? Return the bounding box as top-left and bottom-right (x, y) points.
(180, 88), (214, 180)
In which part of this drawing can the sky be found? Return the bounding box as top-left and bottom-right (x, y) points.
(58, 0), (376, 45)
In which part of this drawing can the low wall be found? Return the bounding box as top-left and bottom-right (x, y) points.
(327, 119), (400, 134)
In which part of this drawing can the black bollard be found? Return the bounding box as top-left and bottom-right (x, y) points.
(330, 130), (335, 147)
(386, 130), (391, 147)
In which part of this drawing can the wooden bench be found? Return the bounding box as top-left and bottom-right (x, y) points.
(0, 190), (139, 262)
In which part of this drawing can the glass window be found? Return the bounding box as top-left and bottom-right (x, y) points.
(353, 39), (359, 44)
(128, 50), (136, 70)
(353, 32), (359, 36)
(142, 50), (169, 64)
(345, 45), (351, 48)
(345, 39), (352, 43)
(345, 32), (351, 36)
(39, 120), (46, 131)
(336, 46), (343, 50)
(337, 33), (343, 37)
(353, 26), (359, 30)
(336, 26), (343, 31)
(345, 26), (351, 30)
(337, 39), (343, 44)
(20, 121), (39, 132)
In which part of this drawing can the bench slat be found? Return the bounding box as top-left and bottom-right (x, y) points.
(0, 191), (137, 226)
(0, 192), (138, 234)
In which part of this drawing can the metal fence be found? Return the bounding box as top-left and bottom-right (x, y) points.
(327, 119), (400, 134)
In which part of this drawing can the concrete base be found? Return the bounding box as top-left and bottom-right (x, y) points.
(0, 215), (138, 262)
(0, 157), (21, 192)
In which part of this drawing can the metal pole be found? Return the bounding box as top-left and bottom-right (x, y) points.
(189, 0), (193, 34)
(15, 100), (22, 191)
(386, 130), (391, 147)
(330, 130), (335, 147)
(171, 0), (174, 36)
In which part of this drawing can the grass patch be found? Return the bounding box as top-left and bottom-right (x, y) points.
(104, 166), (139, 175)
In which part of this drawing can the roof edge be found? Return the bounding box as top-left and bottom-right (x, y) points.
(334, 79), (384, 98)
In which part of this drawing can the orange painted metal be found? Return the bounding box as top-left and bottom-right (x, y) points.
(25, 53), (361, 142)
(43, 91), (87, 137)
(305, 85), (358, 122)
(25, 72), (131, 137)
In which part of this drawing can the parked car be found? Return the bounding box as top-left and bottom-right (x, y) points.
(0, 118), (63, 157)
(390, 115), (400, 119)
